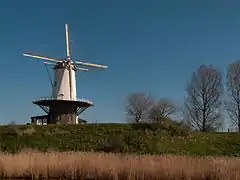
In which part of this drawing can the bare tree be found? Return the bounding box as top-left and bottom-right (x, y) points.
(148, 99), (179, 123)
(125, 93), (153, 123)
(184, 65), (224, 132)
(225, 60), (240, 132)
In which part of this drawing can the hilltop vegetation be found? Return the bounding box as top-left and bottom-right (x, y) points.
(1, 123), (240, 156)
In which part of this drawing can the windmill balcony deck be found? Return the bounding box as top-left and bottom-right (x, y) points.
(33, 97), (93, 105)
(32, 96), (94, 116)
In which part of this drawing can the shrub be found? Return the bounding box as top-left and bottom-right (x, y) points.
(0, 123), (239, 156)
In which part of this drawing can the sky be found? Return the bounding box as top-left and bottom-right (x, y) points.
(0, 0), (240, 124)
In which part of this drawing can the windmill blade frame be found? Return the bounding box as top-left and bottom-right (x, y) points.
(65, 24), (71, 59)
(73, 61), (108, 69)
(44, 62), (57, 66)
(76, 67), (88, 71)
(23, 53), (64, 63)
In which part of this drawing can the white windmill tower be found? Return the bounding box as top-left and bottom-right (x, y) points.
(23, 24), (108, 124)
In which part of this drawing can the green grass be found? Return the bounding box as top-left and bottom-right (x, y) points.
(0, 123), (240, 156)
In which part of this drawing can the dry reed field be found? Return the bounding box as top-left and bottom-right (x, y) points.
(0, 150), (239, 180)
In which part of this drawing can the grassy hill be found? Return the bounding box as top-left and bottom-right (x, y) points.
(0, 123), (240, 156)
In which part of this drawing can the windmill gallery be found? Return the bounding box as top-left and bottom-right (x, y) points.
(23, 24), (108, 125)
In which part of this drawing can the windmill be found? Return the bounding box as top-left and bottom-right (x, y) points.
(23, 24), (108, 124)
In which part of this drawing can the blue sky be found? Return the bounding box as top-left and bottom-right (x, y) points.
(0, 0), (240, 124)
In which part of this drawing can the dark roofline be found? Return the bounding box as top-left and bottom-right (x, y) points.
(31, 115), (48, 119)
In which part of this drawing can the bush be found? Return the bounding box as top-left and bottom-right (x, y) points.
(0, 123), (239, 156)
(97, 135), (127, 153)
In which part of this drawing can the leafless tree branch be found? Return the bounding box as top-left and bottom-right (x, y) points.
(225, 60), (240, 132)
(148, 99), (179, 123)
(184, 65), (224, 132)
(125, 93), (153, 123)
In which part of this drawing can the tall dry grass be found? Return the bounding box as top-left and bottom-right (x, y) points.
(0, 150), (239, 180)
